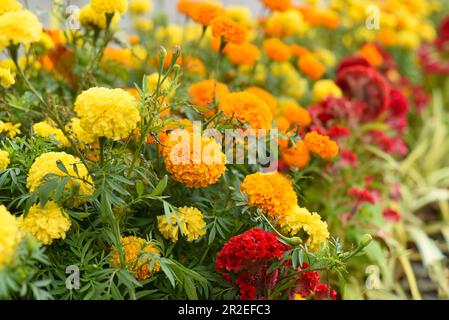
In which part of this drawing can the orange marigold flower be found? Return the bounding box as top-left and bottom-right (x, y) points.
(181, 1), (224, 26)
(298, 53), (325, 80)
(240, 171), (298, 218)
(290, 44), (310, 58)
(210, 16), (248, 45)
(304, 131), (339, 159)
(261, 0), (291, 12)
(281, 140), (310, 169)
(263, 38), (291, 62)
(110, 236), (160, 280)
(245, 86), (277, 115)
(103, 47), (132, 68)
(224, 42), (260, 66)
(161, 130), (226, 188)
(219, 92), (273, 130)
(359, 43), (383, 67)
(147, 118), (193, 144)
(276, 116), (291, 133)
(187, 80), (230, 117)
(282, 101), (311, 128)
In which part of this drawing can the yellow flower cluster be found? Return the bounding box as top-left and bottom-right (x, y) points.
(0, 0), (22, 16)
(90, 0), (128, 15)
(271, 62), (308, 100)
(74, 87), (141, 141)
(0, 10), (42, 49)
(33, 121), (70, 147)
(0, 120), (21, 138)
(312, 80), (342, 103)
(157, 206), (207, 242)
(0, 204), (21, 268)
(110, 236), (160, 280)
(129, 0), (152, 14)
(219, 92), (273, 130)
(161, 130), (226, 188)
(0, 66), (14, 87)
(66, 117), (97, 145)
(278, 205), (329, 251)
(19, 201), (71, 245)
(265, 9), (306, 37)
(79, 4), (121, 30)
(240, 172), (298, 219)
(27, 152), (93, 199)
(0, 149), (10, 170)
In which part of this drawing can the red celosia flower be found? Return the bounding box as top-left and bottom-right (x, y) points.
(435, 16), (449, 50)
(367, 130), (408, 156)
(312, 284), (337, 300)
(348, 187), (377, 204)
(383, 208), (401, 222)
(336, 56), (372, 73)
(340, 149), (358, 167)
(327, 125), (351, 140)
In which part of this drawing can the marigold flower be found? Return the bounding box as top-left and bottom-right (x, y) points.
(244, 86), (277, 115)
(129, 0), (152, 14)
(241, 172), (297, 218)
(0, 10), (42, 49)
(103, 47), (133, 68)
(219, 92), (273, 130)
(265, 9), (306, 37)
(281, 140), (310, 169)
(91, 0), (128, 15)
(110, 236), (160, 280)
(157, 206), (207, 242)
(281, 99), (311, 128)
(0, 205), (21, 268)
(312, 79), (342, 102)
(298, 53), (325, 80)
(74, 87), (141, 140)
(0, 120), (20, 138)
(161, 130), (226, 188)
(18, 201), (71, 245)
(27, 152), (93, 199)
(225, 5), (252, 28)
(304, 131), (339, 159)
(0, 0), (21, 16)
(263, 38), (291, 62)
(67, 117), (97, 145)
(358, 43), (383, 67)
(261, 0), (291, 12)
(188, 80), (229, 117)
(33, 121), (70, 147)
(79, 4), (121, 29)
(290, 44), (310, 58)
(210, 16), (248, 45)
(182, 1), (224, 26)
(0, 66), (14, 88)
(277, 205), (329, 251)
(0, 149), (9, 170)
(224, 42), (260, 66)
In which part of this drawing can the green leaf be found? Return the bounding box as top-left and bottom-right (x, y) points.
(151, 175), (167, 196)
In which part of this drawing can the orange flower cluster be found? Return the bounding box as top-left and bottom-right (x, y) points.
(280, 140), (310, 169)
(298, 53), (325, 80)
(219, 92), (273, 130)
(282, 101), (312, 128)
(298, 6), (340, 29)
(240, 171), (298, 218)
(244, 87), (277, 115)
(224, 42), (260, 66)
(210, 16), (248, 45)
(188, 80), (230, 117)
(263, 38), (292, 62)
(261, 0), (292, 12)
(179, 0), (224, 26)
(304, 131), (339, 159)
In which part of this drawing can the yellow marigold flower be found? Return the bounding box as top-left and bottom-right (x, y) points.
(298, 53), (325, 80)
(261, 0), (291, 12)
(133, 17), (153, 31)
(397, 30), (420, 50)
(293, 293), (306, 300)
(0, 149), (10, 170)
(224, 41), (260, 66)
(162, 130), (226, 188)
(313, 48), (336, 67)
(0, 204), (21, 268)
(182, 1), (224, 26)
(110, 236), (160, 280)
(129, 0), (152, 14)
(280, 99), (311, 127)
(79, 4), (121, 29)
(304, 131), (339, 159)
(74, 87), (141, 141)
(146, 72), (173, 96)
(157, 206), (207, 242)
(263, 38), (291, 62)
(33, 121), (70, 147)
(0, 0), (22, 16)
(278, 205), (329, 251)
(0, 66), (14, 88)
(271, 62), (308, 99)
(0, 10), (42, 49)
(91, 0), (128, 15)
(225, 5), (253, 28)
(27, 152), (93, 198)
(312, 79), (342, 103)
(19, 201), (71, 245)
(210, 16), (248, 46)
(281, 140), (310, 169)
(240, 172), (298, 219)
(0, 120), (21, 138)
(188, 80), (230, 118)
(219, 92), (273, 130)
(154, 24), (183, 46)
(245, 86), (277, 115)
(67, 117), (97, 145)
(265, 9), (306, 37)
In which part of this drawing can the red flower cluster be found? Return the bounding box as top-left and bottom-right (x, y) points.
(294, 264), (337, 300)
(348, 187), (378, 204)
(215, 228), (289, 299)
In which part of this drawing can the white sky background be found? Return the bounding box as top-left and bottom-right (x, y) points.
(20, 0), (264, 27)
